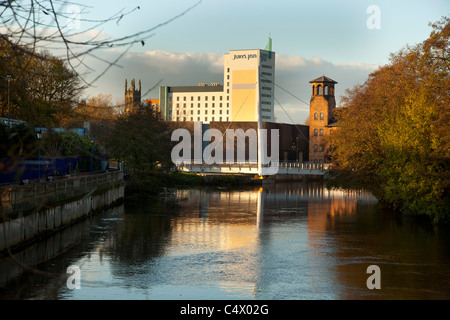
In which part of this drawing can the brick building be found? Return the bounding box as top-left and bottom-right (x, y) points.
(308, 76), (338, 163)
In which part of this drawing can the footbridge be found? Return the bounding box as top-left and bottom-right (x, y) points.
(176, 161), (331, 176)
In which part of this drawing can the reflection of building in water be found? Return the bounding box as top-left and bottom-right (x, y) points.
(306, 186), (375, 249)
(172, 189), (260, 251)
(172, 189), (262, 296)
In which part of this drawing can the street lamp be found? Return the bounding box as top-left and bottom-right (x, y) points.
(36, 130), (43, 184)
(90, 137), (94, 175)
(1, 75), (12, 127)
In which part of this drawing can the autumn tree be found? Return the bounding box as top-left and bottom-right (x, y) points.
(329, 17), (450, 224)
(106, 106), (173, 195)
(0, 39), (81, 126)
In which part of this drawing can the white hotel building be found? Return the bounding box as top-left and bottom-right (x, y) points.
(159, 47), (275, 124)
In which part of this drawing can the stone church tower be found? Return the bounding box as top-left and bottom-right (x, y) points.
(124, 79), (141, 113)
(308, 76), (338, 163)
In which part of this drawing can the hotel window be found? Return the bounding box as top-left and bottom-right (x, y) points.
(220, 117), (222, 121)
(190, 110), (193, 115)
(198, 117), (200, 121)
(319, 129), (323, 136)
(212, 110), (215, 114)
(314, 113), (318, 120)
(198, 96), (200, 101)
(205, 110), (208, 114)
(183, 117), (186, 121)
(183, 97), (186, 101)
(183, 110), (186, 114)
(191, 96), (194, 101)
(314, 129), (318, 136)
(198, 103), (200, 107)
(220, 110), (222, 114)
(176, 110), (179, 115)
(220, 96), (223, 101)
(205, 96), (208, 101)
(190, 117), (193, 121)
(320, 113), (324, 120)
(205, 103), (208, 108)
(212, 103), (215, 108)
(212, 117), (214, 121)
(198, 110), (200, 114)
(191, 103), (193, 108)
(205, 117), (208, 121)
(212, 96), (215, 101)
(177, 97), (179, 101)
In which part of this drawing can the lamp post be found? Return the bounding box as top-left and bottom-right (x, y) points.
(36, 130), (43, 184)
(1, 75), (12, 127)
(90, 137), (94, 175)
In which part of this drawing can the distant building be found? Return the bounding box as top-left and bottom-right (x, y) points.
(159, 46), (275, 124)
(146, 99), (160, 113)
(124, 79), (141, 113)
(308, 76), (338, 163)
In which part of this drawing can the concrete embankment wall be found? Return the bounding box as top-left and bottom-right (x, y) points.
(0, 171), (124, 253)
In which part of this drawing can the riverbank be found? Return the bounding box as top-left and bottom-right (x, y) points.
(123, 171), (326, 201)
(0, 171), (125, 255)
(326, 168), (450, 226)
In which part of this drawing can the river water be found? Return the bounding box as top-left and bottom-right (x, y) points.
(1, 181), (449, 300)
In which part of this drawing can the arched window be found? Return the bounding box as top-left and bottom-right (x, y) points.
(324, 85), (329, 95)
(314, 129), (318, 136)
(312, 85), (315, 95)
(317, 85), (322, 95)
(314, 113), (318, 120)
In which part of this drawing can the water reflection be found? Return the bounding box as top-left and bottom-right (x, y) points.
(1, 181), (449, 300)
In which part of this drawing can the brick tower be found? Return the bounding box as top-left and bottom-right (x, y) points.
(308, 76), (338, 163)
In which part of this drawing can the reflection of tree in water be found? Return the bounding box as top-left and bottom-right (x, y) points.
(105, 198), (181, 277)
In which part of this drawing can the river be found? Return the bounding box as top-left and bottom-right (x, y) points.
(1, 181), (449, 300)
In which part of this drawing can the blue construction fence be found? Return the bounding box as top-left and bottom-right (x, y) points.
(0, 155), (109, 184)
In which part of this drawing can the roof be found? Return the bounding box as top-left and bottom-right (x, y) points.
(309, 76), (338, 84)
(326, 120), (339, 127)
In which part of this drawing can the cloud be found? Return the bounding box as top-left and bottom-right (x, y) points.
(81, 49), (379, 124)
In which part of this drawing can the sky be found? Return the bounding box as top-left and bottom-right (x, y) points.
(50, 0), (449, 124)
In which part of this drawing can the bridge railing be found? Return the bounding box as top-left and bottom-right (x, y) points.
(175, 161), (332, 172)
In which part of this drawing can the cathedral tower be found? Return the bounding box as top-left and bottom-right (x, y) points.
(124, 79), (142, 113)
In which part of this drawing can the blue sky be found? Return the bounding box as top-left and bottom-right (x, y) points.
(65, 0), (448, 123)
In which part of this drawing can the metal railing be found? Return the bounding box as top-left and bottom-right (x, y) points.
(1, 171), (124, 206)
